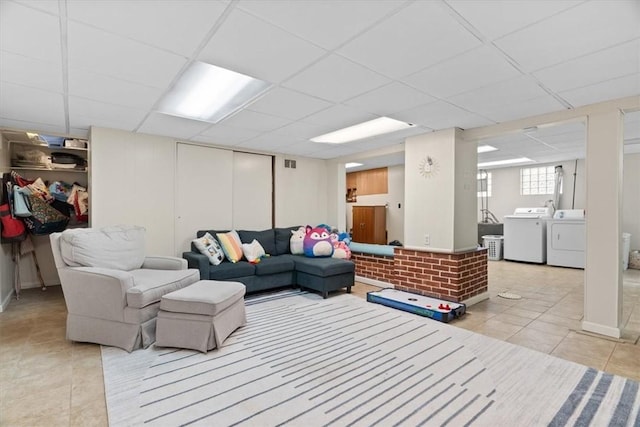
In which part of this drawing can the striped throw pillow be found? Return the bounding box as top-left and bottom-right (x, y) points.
(216, 230), (244, 263)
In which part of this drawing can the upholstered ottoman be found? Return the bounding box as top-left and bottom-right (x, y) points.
(294, 257), (355, 298)
(155, 280), (246, 353)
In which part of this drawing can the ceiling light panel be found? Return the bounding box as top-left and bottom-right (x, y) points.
(311, 117), (414, 144)
(478, 157), (533, 168)
(345, 162), (363, 168)
(477, 145), (498, 153)
(157, 62), (272, 123)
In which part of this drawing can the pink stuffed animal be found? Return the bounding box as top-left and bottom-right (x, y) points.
(332, 241), (351, 259)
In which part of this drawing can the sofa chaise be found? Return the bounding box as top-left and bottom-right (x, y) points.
(183, 228), (355, 298)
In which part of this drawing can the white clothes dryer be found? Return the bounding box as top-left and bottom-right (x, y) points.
(546, 209), (585, 269)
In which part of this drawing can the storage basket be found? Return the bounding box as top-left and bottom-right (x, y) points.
(630, 250), (640, 270)
(482, 235), (503, 261)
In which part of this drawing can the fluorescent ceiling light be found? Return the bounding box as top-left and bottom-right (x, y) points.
(478, 157), (533, 168)
(345, 162), (363, 169)
(157, 61), (271, 123)
(477, 144), (498, 153)
(311, 117), (414, 144)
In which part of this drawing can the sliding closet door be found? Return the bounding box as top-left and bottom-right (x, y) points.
(175, 143), (233, 254)
(232, 152), (273, 230)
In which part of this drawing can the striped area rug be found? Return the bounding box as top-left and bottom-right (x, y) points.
(102, 290), (640, 426)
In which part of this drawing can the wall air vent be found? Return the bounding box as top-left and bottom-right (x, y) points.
(284, 159), (296, 169)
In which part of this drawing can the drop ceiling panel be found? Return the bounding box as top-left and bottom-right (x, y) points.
(195, 124), (261, 146)
(301, 105), (376, 130)
(448, 76), (554, 113)
(67, 22), (187, 89)
(338, 1), (481, 79)
(237, 0), (403, 50)
(198, 8), (326, 83)
(67, 0), (228, 56)
(0, 50), (63, 93)
(559, 73), (640, 108)
(392, 100), (494, 130)
(0, 82), (65, 126)
(13, 0), (60, 15)
(0, 2), (61, 63)
(247, 88), (333, 121)
(68, 68), (163, 110)
(220, 109), (291, 133)
(283, 54), (390, 103)
(69, 96), (147, 131)
(495, 1), (640, 72)
(269, 121), (330, 140)
(533, 39), (640, 92)
(344, 82), (436, 116)
(237, 133), (302, 152)
(0, 118), (67, 136)
(137, 113), (212, 140)
(445, 0), (583, 41)
(402, 45), (522, 98)
(481, 95), (566, 123)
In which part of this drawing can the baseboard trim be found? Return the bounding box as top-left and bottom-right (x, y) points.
(581, 320), (621, 339)
(462, 291), (490, 307)
(355, 276), (394, 289)
(0, 289), (14, 312)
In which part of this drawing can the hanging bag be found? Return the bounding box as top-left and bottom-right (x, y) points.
(12, 185), (32, 217)
(0, 203), (27, 243)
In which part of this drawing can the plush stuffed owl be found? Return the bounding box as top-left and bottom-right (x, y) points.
(303, 225), (334, 257)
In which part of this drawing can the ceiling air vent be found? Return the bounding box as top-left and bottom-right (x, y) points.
(284, 159), (297, 169)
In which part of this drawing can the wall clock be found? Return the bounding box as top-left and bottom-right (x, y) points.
(418, 155), (438, 178)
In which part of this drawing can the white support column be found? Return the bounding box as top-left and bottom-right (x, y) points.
(583, 110), (624, 338)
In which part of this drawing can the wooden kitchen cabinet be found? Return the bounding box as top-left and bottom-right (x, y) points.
(352, 205), (386, 244)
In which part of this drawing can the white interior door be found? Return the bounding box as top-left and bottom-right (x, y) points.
(232, 152), (273, 230)
(175, 143), (233, 254)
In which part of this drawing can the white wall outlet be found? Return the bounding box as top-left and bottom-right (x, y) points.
(424, 234), (430, 246)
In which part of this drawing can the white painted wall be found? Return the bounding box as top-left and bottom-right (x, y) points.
(479, 159), (587, 222)
(346, 164), (404, 243)
(91, 127), (177, 256)
(405, 129), (456, 251)
(274, 154), (328, 228)
(454, 130), (478, 251)
(623, 153), (640, 250)
(326, 161), (346, 232)
(232, 151), (273, 230)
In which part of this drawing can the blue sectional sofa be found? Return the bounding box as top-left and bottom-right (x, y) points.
(183, 227), (355, 298)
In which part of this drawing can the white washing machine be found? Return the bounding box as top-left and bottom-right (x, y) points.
(503, 207), (553, 263)
(546, 209), (586, 269)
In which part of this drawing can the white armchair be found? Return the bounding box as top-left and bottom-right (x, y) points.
(50, 226), (199, 352)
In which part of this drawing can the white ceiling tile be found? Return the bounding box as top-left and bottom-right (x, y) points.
(198, 8), (326, 83)
(0, 50), (63, 92)
(533, 39), (640, 93)
(269, 121), (329, 140)
(0, 82), (65, 126)
(247, 88), (333, 121)
(0, 118), (67, 136)
(0, 2), (61, 63)
(391, 100), (494, 130)
(237, 132), (302, 152)
(69, 96), (147, 131)
(68, 68), (163, 110)
(137, 113), (212, 139)
(67, 22), (187, 89)
(482, 95), (566, 123)
(301, 105), (376, 130)
(559, 73), (640, 108)
(13, 0), (60, 15)
(495, 1), (640, 71)
(67, 0), (228, 56)
(219, 109), (291, 132)
(283, 54), (390, 103)
(196, 124), (261, 145)
(237, 0), (402, 50)
(345, 82), (436, 116)
(445, 0), (583, 41)
(447, 76), (551, 112)
(402, 45), (521, 98)
(338, 1), (481, 79)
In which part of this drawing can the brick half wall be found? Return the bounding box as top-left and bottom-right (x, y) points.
(351, 247), (488, 302)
